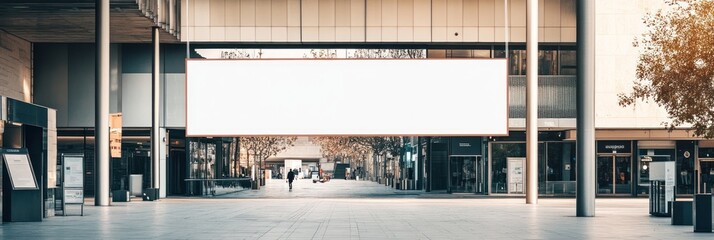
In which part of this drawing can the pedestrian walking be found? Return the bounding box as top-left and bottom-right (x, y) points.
(287, 168), (295, 190)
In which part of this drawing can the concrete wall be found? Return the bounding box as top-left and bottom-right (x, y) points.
(31, 0), (681, 131)
(34, 43), (185, 128)
(594, 0), (676, 129)
(181, 0), (576, 43)
(121, 44), (186, 128)
(34, 44), (120, 127)
(0, 30), (32, 102)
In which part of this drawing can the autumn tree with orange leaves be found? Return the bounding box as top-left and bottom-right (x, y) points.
(619, 0), (714, 137)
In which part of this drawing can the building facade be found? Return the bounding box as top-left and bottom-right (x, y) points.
(0, 0), (709, 199)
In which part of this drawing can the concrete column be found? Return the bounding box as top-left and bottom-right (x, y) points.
(525, 0), (539, 204)
(169, 0), (176, 34)
(94, 0), (110, 206)
(159, 128), (167, 198)
(425, 137), (432, 192)
(576, 0), (596, 217)
(152, 26), (161, 195)
(186, 0), (191, 57)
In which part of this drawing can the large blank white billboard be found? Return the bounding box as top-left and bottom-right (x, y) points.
(186, 59), (508, 136)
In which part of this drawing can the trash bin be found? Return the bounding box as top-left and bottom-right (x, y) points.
(671, 201), (692, 225)
(129, 174), (143, 197)
(693, 194), (713, 232)
(112, 190), (130, 202)
(142, 188), (159, 201)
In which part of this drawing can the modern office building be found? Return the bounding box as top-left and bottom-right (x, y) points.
(0, 1), (709, 215)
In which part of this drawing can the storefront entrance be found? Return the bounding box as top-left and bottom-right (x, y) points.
(597, 155), (632, 195)
(449, 156), (485, 194)
(699, 159), (714, 194)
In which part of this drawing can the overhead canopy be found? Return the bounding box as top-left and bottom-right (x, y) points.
(0, 0), (178, 43)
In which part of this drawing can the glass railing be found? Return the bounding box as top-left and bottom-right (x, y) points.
(184, 178), (252, 196)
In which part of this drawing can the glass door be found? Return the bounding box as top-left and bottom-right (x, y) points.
(597, 156), (613, 194)
(449, 156), (479, 193)
(168, 148), (186, 195)
(614, 157), (632, 194)
(476, 156), (485, 194)
(597, 155), (632, 195)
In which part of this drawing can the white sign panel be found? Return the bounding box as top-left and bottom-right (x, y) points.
(186, 59), (508, 136)
(649, 161), (665, 181)
(64, 156), (84, 188)
(664, 161), (675, 212)
(3, 153), (38, 190)
(508, 157), (525, 194)
(64, 189), (84, 204)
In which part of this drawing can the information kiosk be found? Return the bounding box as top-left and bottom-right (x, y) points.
(649, 161), (676, 216)
(59, 153), (84, 216)
(0, 97), (57, 222)
(2, 148), (42, 222)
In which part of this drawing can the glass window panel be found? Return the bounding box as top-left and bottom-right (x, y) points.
(559, 50), (576, 75)
(448, 49), (472, 58)
(547, 142), (564, 181)
(490, 143), (526, 194)
(597, 156), (614, 194)
(539, 50), (558, 75)
(427, 49), (446, 58)
(637, 148), (675, 194)
(538, 143), (546, 194)
(473, 49), (491, 58)
(677, 154), (694, 194)
(698, 148), (714, 158)
(510, 50), (526, 75)
(494, 49), (506, 58)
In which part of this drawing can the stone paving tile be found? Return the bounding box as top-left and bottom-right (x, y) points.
(1, 179), (713, 239)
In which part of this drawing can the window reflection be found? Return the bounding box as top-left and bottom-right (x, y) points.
(560, 50), (577, 75)
(202, 47), (576, 76)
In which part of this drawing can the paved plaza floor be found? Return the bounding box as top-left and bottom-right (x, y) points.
(1, 179), (712, 239)
(218, 178), (424, 198)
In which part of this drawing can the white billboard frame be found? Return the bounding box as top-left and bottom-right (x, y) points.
(186, 58), (509, 136)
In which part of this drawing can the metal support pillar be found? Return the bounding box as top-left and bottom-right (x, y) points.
(525, 0), (539, 204)
(151, 26), (161, 195)
(425, 137), (432, 192)
(576, 0), (596, 217)
(94, 0), (110, 206)
(186, 0), (191, 58)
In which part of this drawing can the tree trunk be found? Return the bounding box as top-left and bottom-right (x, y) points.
(384, 154), (387, 185)
(233, 138), (239, 177)
(247, 152), (252, 180)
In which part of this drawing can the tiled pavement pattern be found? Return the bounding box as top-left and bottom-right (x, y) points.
(1, 179), (711, 239)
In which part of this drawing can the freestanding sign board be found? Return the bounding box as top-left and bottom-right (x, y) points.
(664, 161), (676, 212)
(2, 148), (42, 222)
(61, 154), (84, 216)
(649, 161), (677, 215)
(3, 153), (38, 190)
(63, 155), (83, 188)
(507, 157), (525, 194)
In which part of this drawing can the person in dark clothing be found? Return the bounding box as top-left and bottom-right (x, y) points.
(287, 169), (295, 190)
